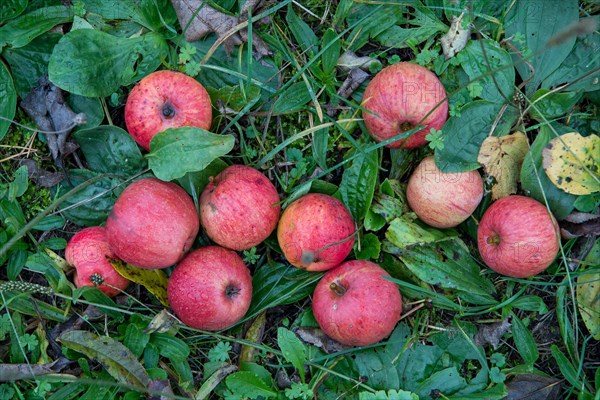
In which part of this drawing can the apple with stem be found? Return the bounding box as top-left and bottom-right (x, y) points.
(125, 70), (212, 151)
(312, 260), (402, 346)
(362, 62), (448, 149)
(168, 246), (252, 331)
(477, 195), (560, 278)
(65, 226), (129, 297)
(406, 155), (484, 228)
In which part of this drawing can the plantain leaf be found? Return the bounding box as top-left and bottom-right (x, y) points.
(338, 148), (379, 222)
(277, 328), (306, 382)
(110, 258), (169, 307)
(59, 330), (151, 388)
(0, 61), (17, 140)
(0, 6), (73, 49)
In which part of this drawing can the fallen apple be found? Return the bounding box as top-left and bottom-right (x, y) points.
(277, 193), (355, 271)
(106, 178), (199, 269)
(406, 155), (484, 228)
(65, 226), (129, 297)
(124, 70), (212, 151)
(477, 195), (560, 278)
(312, 260), (402, 346)
(362, 62), (448, 149)
(168, 246), (252, 331)
(200, 165), (280, 251)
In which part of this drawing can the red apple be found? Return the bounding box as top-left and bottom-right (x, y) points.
(477, 195), (560, 278)
(312, 260), (402, 346)
(200, 165), (280, 251)
(65, 226), (129, 297)
(106, 178), (199, 269)
(406, 155), (484, 228)
(277, 193), (355, 272)
(167, 246), (252, 331)
(124, 70), (212, 151)
(362, 62), (448, 149)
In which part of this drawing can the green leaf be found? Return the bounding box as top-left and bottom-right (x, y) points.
(458, 39), (515, 103)
(286, 4), (318, 55)
(225, 371), (277, 399)
(205, 85), (261, 112)
(277, 328), (306, 382)
(0, 0), (27, 21)
(146, 127), (235, 181)
(48, 29), (168, 97)
(123, 324), (150, 358)
(359, 389), (418, 400)
(69, 95), (104, 131)
(149, 333), (190, 361)
(8, 165), (28, 201)
(376, 2), (446, 49)
(550, 345), (582, 389)
(364, 209), (386, 231)
(59, 330), (151, 388)
(355, 233), (381, 260)
(576, 243), (600, 340)
(346, 1), (404, 51)
(75, 286), (123, 320)
(529, 89), (582, 120)
(177, 158), (228, 198)
(272, 82), (312, 114)
(543, 35), (600, 92)
(338, 149), (379, 222)
(511, 314), (539, 366)
(384, 216), (453, 251)
(398, 239), (497, 306)
(520, 123), (577, 220)
(32, 215), (65, 231)
(505, 0), (578, 94)
(0, 61), (17, 140)
(0, 6), (73, 49)
(435, 101), (518, 172)
(73, 126), (146, 176)
(511, 295), (548, 314)
(321, 28), (341, 75)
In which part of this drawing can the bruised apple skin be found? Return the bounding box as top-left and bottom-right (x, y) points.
(312, 260), (402, 346)
(65, 226), (129, 297)
(477, 195), (560, 278)
(362, 62), (448, 149)
(200, 165), (280, 251)
(124, 70), (212, 151)
(277, 193), (355, 272)
(106, 178), (199, 269)
(406, 156), (484, 228)
(167, 246), (252, 331)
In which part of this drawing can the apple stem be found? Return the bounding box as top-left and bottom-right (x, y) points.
(162, 102), (176, 119)
(225, 285), (240, 299)
(487, 233), (501, 246)
(329, 281), (347, 297)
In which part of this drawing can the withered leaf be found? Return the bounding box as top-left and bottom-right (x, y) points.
(473, 318), (511, 349)
(441, 14), (471, 59)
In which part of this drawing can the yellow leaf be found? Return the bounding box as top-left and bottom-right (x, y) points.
(478, 131), (529, 200)
(542, 132), (600, 195)
(109, 258), (170, 307)
(239, 312), (267, 364)
(577, 271), (600, 340)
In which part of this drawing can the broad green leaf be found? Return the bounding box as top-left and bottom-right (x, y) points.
(355, 233), (381, 260)
(56, 170), (119, 227)
(149, 333), (190, 361)
(205, 85), (261, 112)
(59, 330), (151, 388)
(511, 314), (539, 366)
(74, 286), (123, 320)
(73, 126), (146, 176)
(0, 0), (28, 21)
(550, 345), (582, 389)
(543, 35), (600, 92)
(511, 295), (548, 314)
(177, 158), (228, 198)
(225, 371), (277, 399)
(110, 258), (169, 307)
(358, 389), (418, 400)
(520, 123), (577, 219)
(286, 4), (318, 55)
(32, 215), (65, 231)
(398, 239), (497, 306)
(364, 209), (386, 231)
(338, 149), (379, 222)
(48, 29), (168, 97)
(377, 1), (446, 49)
(505, 0), (578, 94)
(0, 289), (67, 322)
(0, 6), (73, 49)
(384, 216), (453, 251)
(542, 132), (600, 195)
(277, 328), (306, 382)
(8, 165), (28, 201)
(123, 324), (150, 358)
(477, 130), (529, 200)
(80, 0), (176, 32)
(458, 39), (515, 103)
(272, 82), (312, 114)
(247, 263), (320, 317)
(68, 95), (104, 131)
(529, 89), (582, 120)
(147, 127), (235, 181)
(0, 61), (17, 140)
(435, 101), (518, 172)
(346, 1), (404, 51)
(321, 28), (341, 75)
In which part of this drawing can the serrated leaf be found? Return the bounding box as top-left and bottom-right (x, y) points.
(542, 132), (600, 195)
(225, 371), (277, 399)
(478, 131), (529, 200)
(277, 328), (306, 382)
(338, 149), (379, 222)
(147, 127), (235, 181)
(110, 258), (169, 307)
(59, 330), (151, 388)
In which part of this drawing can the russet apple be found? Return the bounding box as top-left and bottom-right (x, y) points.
(477, 195), (560, 278)
(200, 165), (280, 251)
(277, 193), (355, 271)
(312, 260), (402, 346)
(406, 155), (484, 228)
(65, 226), (129, 297)
(124, 70), (212, 151)
(106, 178), (199, 269)
(167, 246), (252, 331)
(362, 62), (448, 149)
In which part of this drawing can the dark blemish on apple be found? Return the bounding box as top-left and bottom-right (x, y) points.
(208, 202), (218, 212)
(255, 178), (263, 185)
